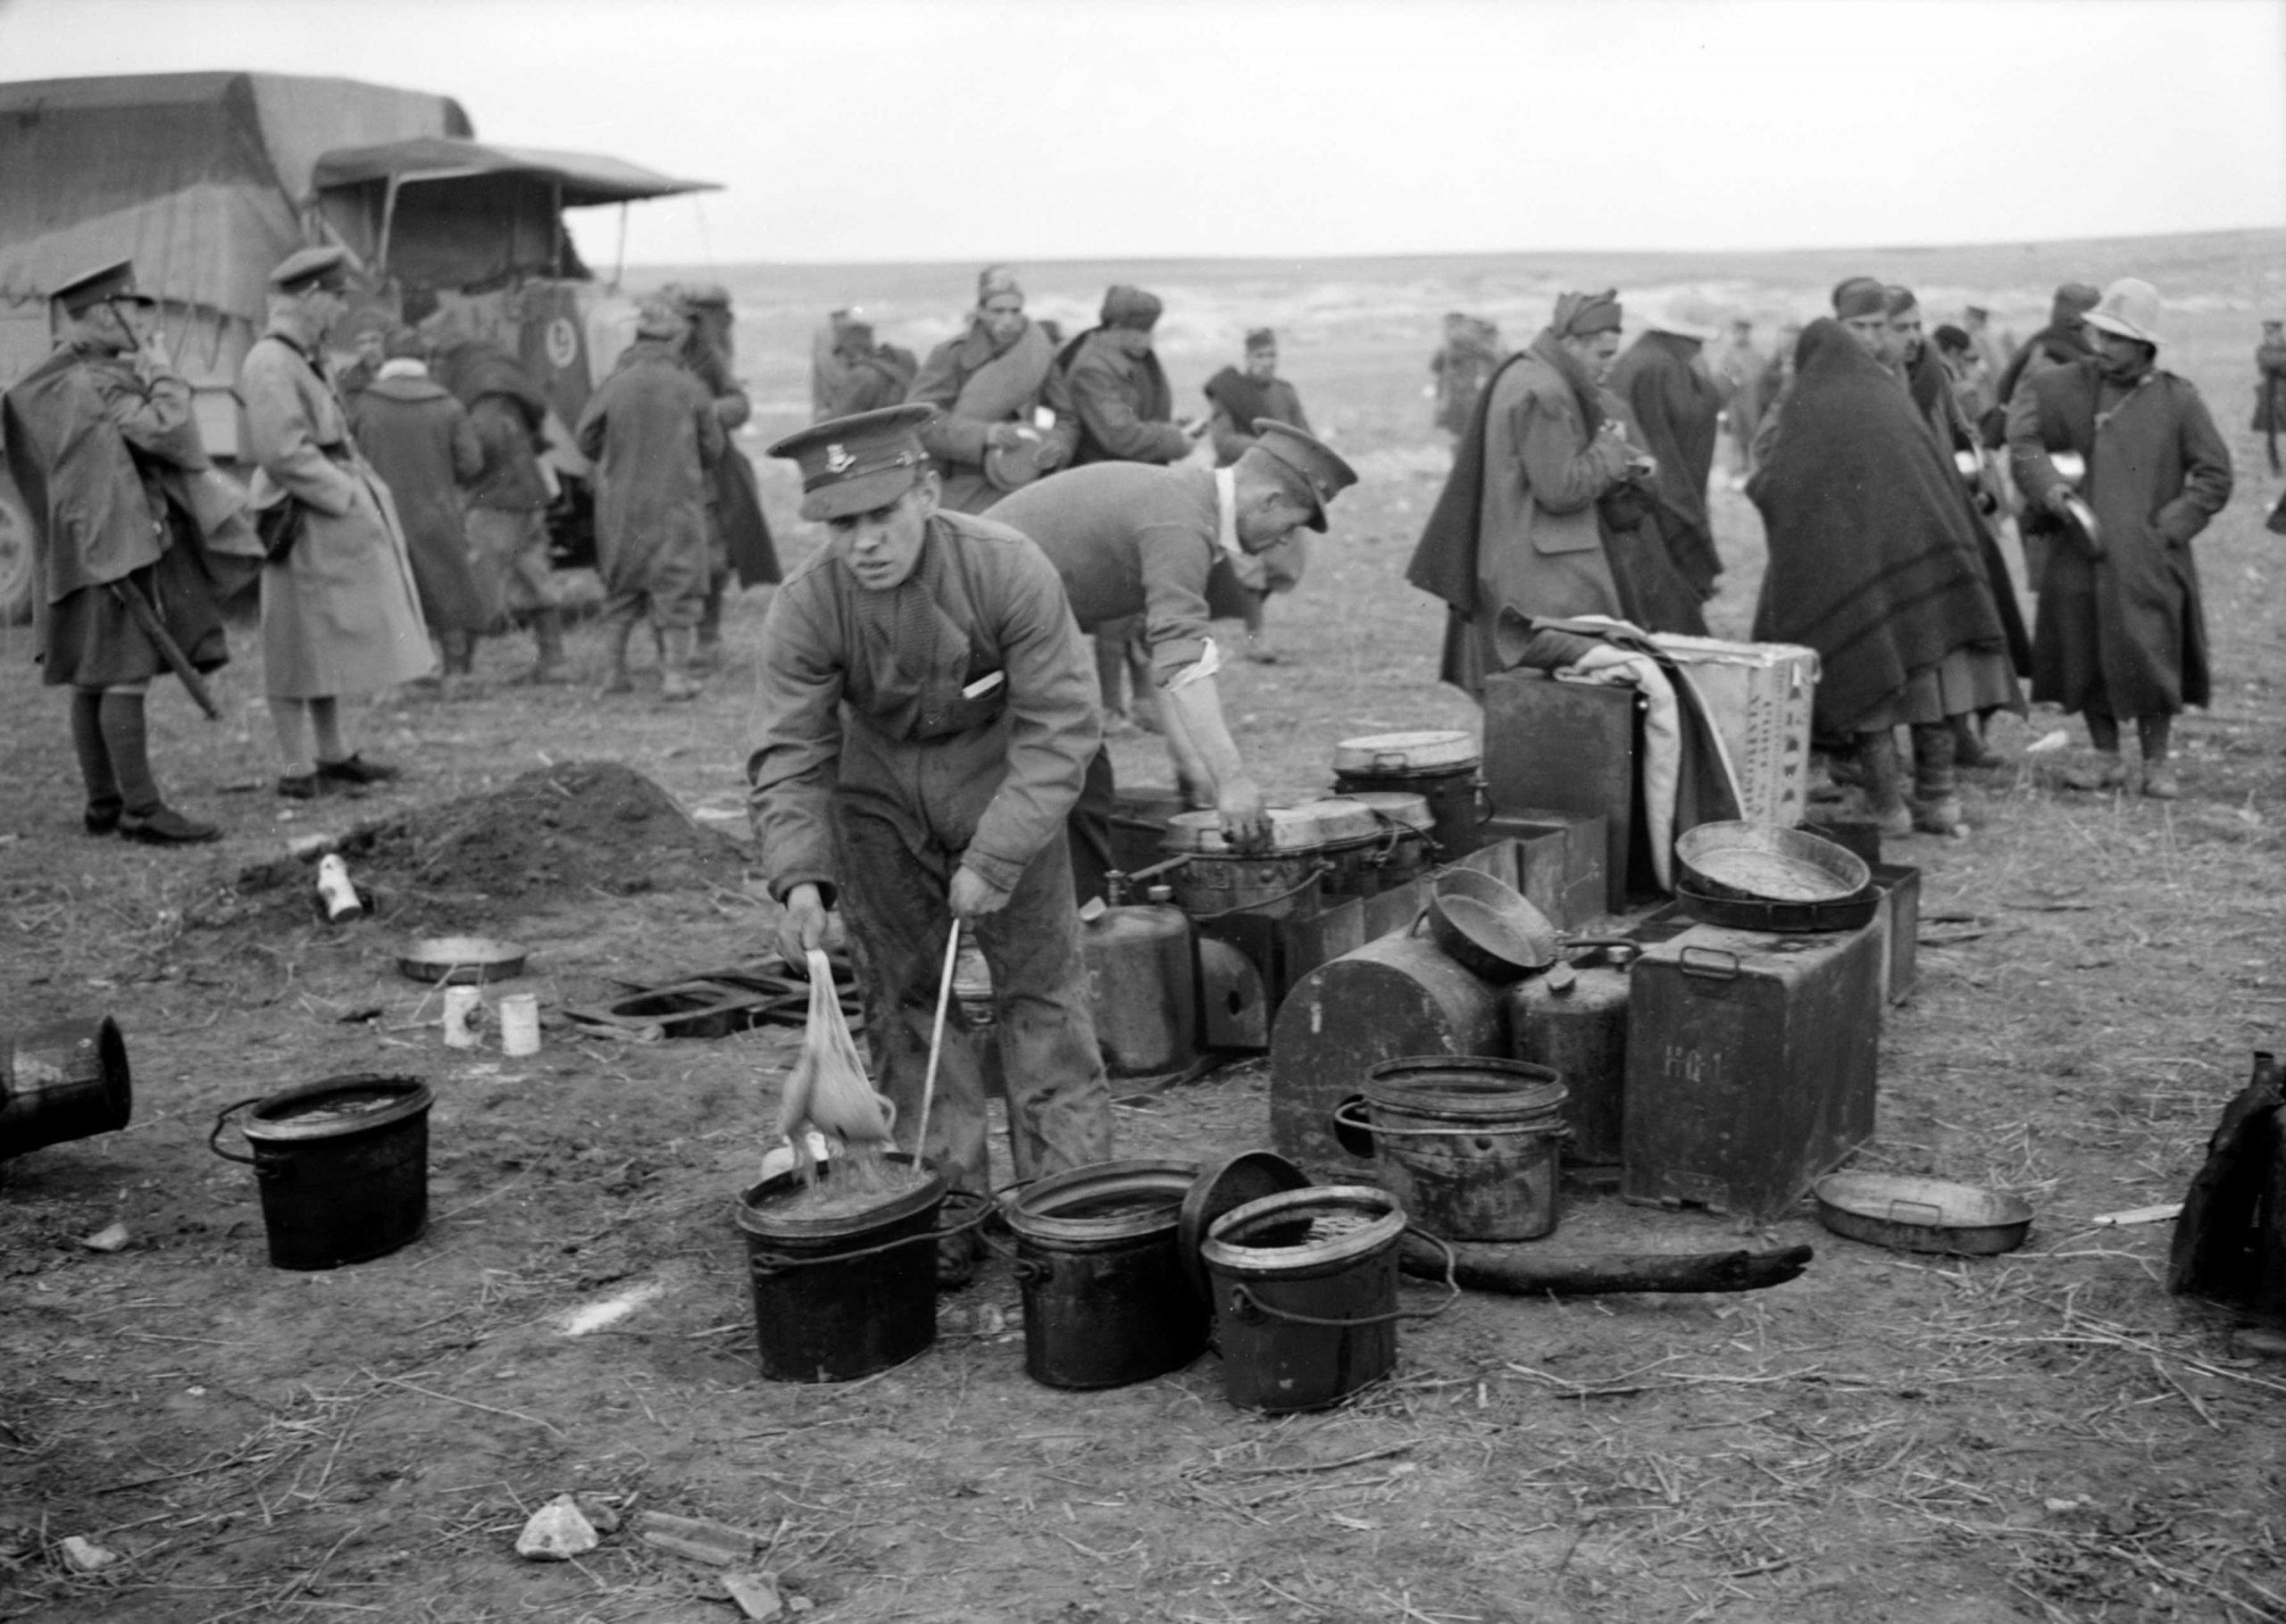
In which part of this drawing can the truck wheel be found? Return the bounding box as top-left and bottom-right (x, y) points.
(0, 481), (33, 626)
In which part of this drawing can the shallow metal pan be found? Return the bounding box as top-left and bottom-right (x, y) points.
(1675, 820), (1871, 906)
(1813, 1172), (2032, 1256)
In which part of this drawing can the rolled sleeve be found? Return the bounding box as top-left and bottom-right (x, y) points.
(1134, 520), (1214, 680)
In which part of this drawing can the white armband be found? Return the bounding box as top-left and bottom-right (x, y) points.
(1163, 637), (1224, 693)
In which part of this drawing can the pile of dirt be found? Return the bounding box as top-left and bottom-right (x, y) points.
(223, 761), (747, 928)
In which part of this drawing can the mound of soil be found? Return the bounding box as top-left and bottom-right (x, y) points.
(221, 761), (747, 929)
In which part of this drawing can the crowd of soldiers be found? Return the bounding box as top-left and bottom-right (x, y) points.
(8, 242), (2275, 1283)
(1413, 275), (2248, 830)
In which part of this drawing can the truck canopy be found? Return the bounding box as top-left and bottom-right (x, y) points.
(0, 71), (472, 321)
(311, 137), (717, 290)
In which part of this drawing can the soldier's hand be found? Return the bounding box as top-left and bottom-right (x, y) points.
(947, 865), (1012, 920)
(985, 423), (1028, 452)
(2043, 485), (2077, 519)
(1216, 777), (1272, 854)
(777, 883), (832, 970)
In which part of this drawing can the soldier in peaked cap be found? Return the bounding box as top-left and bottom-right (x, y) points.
(748, 405), (1111, 1285)
(989, 419), (1357, 902)
(239, 241), (430, 798)
(4, 259), (256, 842)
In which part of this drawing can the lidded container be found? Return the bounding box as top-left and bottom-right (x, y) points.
(1315, 791), (1435, 899)
(1160, 800), (1381, 919)
(1331, 730), (1486, 861)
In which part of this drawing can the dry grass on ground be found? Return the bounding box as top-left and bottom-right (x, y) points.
(3, 237), (2284, 1623)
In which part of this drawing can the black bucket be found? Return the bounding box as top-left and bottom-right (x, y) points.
(1005, 1159), (1206, 1390)
(209, 1075), (431, 1270)
(0, 1018), (131, 1161)
(1200, 1187), (1456, 1413)
(1345, 1056), (1570, 1241)
(738, 1155), (979, 1384)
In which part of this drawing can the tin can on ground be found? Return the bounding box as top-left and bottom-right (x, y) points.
(498, 993), (541, 1056)
(441, 987), (483, 1049)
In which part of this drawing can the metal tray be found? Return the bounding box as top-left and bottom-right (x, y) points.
(1813, 1172), (2032, 1256)
(1673, 879), (1881, 935)
(1674, 820), (1870, 905)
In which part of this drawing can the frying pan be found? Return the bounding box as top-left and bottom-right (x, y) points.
(1674, 821), (1869, 906)
(1415, 868), (1631, 983)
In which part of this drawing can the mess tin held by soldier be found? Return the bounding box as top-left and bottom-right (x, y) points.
(747, 404), (1112, 1287)
(987, 420), (1358, 903)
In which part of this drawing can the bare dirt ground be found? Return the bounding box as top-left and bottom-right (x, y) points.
(4, 236), (2285, 1623)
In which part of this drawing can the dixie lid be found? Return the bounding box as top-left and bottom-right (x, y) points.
(1161, 799), (1383, 854)
(1332, 790), (1434, 831)
(1332, 729), (1478, 774)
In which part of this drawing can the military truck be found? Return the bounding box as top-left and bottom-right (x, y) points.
(0, 71), (715, 620)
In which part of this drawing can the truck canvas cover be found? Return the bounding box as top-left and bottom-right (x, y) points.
(0, 71), (472, 321)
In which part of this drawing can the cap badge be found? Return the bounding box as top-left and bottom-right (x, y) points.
(824, 444), (855, 475)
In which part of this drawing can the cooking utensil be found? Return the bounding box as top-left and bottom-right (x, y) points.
(396, 936), (528, 985)
(914, 920), (961, 1165)
(1812, 1171), (2032, 1256)
(1415, 867), (1632, 983)
(1674, 821), (1869, 906)
(1673, 878), (1881, 934)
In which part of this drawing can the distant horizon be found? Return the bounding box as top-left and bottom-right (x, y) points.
(3, 1), (2277, 266)
(615, 223), (2286, 276)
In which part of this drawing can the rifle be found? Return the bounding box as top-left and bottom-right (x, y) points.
(107, 579), (220, 720)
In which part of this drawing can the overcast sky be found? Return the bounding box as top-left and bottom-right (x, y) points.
(3, 0), (2282, 266)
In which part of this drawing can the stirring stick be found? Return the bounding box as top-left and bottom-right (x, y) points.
(914, 920), (962, 1170)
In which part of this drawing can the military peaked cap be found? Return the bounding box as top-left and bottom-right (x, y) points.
(1251, 421), (1357, 533)
(768, 404), (935, 522)
(270, 245), (354, 295)
(51, 260), (155, 319)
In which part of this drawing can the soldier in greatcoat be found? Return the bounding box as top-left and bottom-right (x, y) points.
(575, 298), (725, 700)
(239, 246), (430, 798)
(906, 264), (1076, 516)
(2009, 279), (2232, 800)
(2, 261), (254, 841)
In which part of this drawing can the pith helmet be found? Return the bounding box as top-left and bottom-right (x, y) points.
(2083, 279), (2165, 348)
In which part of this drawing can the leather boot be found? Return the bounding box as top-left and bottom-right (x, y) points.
(527, 609), (571, 684)
(1909, 721), (1965, 835)
(104, 693), (219, 845)
(71, 689), (121, 834)
(658, 628), (701, 702)
(2138, 714), (2180, 799)
(1951, 714), (2001, 770)
(1855, 730), (1912, 838)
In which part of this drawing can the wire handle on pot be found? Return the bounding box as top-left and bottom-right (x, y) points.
(1185, 860), (1330, 922)
(206, 1096), (271, 1165)
(1331, 1099), (1568, 1139)
(1222, 1227), (1459, 1326)
(747, 1189), (992, 1276)
(1884, 1198), (1948, 1227)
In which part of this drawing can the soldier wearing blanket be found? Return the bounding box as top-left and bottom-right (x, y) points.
(748, 405), (1111, 1287)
